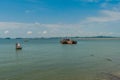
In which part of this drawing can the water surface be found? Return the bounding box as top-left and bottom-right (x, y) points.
(0, 38), (120, 80)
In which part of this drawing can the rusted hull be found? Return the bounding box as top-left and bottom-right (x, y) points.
(60, 40), (77, 44)
(16, 47), (22, 50)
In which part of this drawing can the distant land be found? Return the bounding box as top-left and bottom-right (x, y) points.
(1, 36), (120, 39)
(74, 36), (120, 40)
(75, 36), (118, 38)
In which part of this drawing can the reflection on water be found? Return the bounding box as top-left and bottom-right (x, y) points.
(15, 49), (24, 63)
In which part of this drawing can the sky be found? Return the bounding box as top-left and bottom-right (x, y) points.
(0, 0), (120, 38)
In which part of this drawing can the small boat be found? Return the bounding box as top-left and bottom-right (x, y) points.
(16, 43), (22, 50)
(60, 39), (77, 44)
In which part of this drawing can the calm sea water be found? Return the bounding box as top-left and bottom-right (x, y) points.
(0, 38), (120, 80)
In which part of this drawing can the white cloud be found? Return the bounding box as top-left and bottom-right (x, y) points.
(0, 22), (33, 29)
(34, 22), (41, 25)
(4, 30), (9, 34)
(27, 31), (32, 35)
(76, 31), (115, 37)
(100, 1), (120, 10)
(0, 21), (118, 37)
(43, 31), (47, 34)
(7, 23), (74, 37)
(98, 32), (114, 36)
(84, 10), (120, 23)
(0, 8), (120, 38)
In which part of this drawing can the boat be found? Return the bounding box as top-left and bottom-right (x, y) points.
(60, 39), (77, 44)
(16, 43), (22, 50)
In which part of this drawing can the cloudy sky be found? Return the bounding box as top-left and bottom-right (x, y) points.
(0, 0), (120, 38)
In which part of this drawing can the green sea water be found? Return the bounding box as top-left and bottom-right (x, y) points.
(0, 38), (120, 80)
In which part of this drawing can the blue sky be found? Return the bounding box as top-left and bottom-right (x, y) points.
(0, 0), (120, 38)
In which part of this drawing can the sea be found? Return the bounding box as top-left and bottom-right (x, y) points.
(0, 38), (120, 80)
